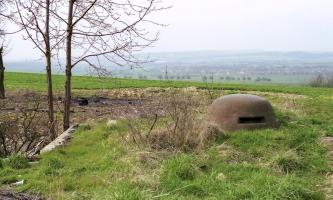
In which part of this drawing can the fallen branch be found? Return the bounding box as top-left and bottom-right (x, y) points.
(40, 125), (77, 154)
(147, 113), (158, 138)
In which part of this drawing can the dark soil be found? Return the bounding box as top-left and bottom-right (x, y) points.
(72, 96), (144, 106)
(0, 190), (43, 200)
(0, 90), (160, 131)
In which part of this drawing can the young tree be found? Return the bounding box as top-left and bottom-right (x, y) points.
(57, 0), (166, 130)
(0, 0), (9, 99)
(0, 46), (4, 99)
(13, 0), (59, 139)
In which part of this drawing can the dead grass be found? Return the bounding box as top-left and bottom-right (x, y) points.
(125, 89), (222, 152)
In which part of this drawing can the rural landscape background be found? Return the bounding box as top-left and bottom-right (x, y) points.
(1, 0), (333, 199)
(6, 50), (333, 84)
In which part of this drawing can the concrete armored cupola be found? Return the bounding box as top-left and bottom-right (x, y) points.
(208, 94), (278, 132)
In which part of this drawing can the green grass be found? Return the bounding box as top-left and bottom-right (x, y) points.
(1, 72), (332, 199)
(4, 72), (332, 97)
(0, 119), (330, 199)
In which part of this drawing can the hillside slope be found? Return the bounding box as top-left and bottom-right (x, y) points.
(0, 73), (332, 199)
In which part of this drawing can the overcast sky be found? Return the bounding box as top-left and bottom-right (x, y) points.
(6, 0), (333, 61)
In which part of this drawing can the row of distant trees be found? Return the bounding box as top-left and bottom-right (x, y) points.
(121, 75), (273, 82)
(122, 74), (273, 82)
(136, 75), (272, 82)
(157, 75), (192, 80)
(202, 76), (271, 82)
(0, 0), (165, 138)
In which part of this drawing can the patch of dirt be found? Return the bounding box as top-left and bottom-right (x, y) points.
(0, 90), (162, 128)
(0, 90), (165, 157)
(1, 88), (211, 128)
(0, 189), (43, 200)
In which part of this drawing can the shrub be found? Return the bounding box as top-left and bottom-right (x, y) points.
(126, 89), (217, 151)
(309, 74), (333, 88)
(0, 94), (51, 157)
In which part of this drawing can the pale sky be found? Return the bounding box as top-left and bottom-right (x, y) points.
(6, 0), (333, 61)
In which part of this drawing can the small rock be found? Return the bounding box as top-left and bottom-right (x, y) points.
(216, 173), (226, 181)
(107, 120), (117, 127)
(11, 180), (24, 186)
(28, 161), (39, 166)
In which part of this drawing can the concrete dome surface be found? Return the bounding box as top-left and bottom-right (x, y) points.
(207, 94), (278, 132)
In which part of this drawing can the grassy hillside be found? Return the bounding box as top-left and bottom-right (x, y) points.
(1, 121), (330, 199)
(1, 72), (332, 199)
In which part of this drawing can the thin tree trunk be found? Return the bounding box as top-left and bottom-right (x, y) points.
(0, 46), (5, 99)
(63, 0), (74, 131)
(45, 0), (56, 139)
(46, 56), (55, 138)
(63, 64), (72, 131)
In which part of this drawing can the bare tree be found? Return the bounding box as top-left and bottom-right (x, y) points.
(55, 0), (167, 130)
(0, 0), (24, 99)
(12, 0), (62, 139)
(0, 0), (7, 99)
(0, 46), (4, 99)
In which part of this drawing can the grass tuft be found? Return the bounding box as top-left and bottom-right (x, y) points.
(8, 154), (30, 169)
(275, 151), (304, 173)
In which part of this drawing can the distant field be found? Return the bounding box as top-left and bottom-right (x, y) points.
(6, 50), (332, 85)
(143, 74), (313, 85)
(4, 72), (332, 97)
